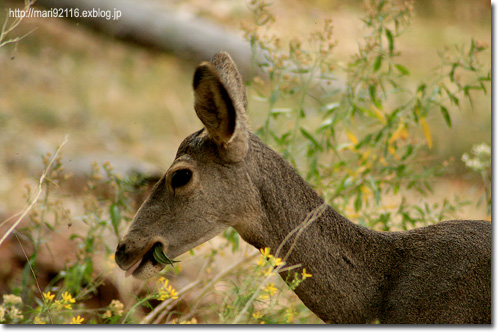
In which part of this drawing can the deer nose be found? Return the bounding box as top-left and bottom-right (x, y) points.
(115, 243), (126, 257)
(115, 242), (131, 269)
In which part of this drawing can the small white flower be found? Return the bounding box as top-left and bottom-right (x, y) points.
(0, 306), (6, 322)
(472, 143), (491, 157)
(2, 294), (22, 306)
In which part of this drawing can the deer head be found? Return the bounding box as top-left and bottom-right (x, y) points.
(115, 52), (262, 279)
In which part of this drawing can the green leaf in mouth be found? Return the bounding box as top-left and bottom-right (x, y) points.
(152, 243), (180, 268)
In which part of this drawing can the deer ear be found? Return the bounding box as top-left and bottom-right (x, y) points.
(192, 52), (248, 162)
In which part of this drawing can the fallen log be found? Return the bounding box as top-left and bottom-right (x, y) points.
(35, 0), (256, 78)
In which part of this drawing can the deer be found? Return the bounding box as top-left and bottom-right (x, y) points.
(114, 51), (491, 324)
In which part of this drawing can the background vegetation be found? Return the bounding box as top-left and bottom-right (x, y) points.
(0, 0), (491, 324)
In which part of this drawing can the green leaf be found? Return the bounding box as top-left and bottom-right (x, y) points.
(369, 84), (382, 108)
(291, 68), (310, 74)
(270, 108), (292, 115)
(449, 63), (458, 82)
(385, 28), (394, 55)
(110, 204), (121, 237)
(417, 83), (426, 95)
(300, 128), (322, 151)
(373, 55), (382, 72)
(152, 243), (179, 267)
(440, 106), (452, 128)
(299, 108), (306, 118)
(269, 86), (280, 105)
(223, 227), (240, 253)
(354, 192), (363, 212)
(395, 64), (410, 76)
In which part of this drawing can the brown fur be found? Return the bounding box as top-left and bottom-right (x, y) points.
(115, 51), (491, 324)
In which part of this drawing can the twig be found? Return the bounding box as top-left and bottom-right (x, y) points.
(140, 257), (212, 324)
(276, 202), (328, 262)
(0, 0), (37, 48)
(0, 135), (68, 247)
(15, 235), (54, 324)
(176, 251), (258, 324)
(231, 203), (327, 324)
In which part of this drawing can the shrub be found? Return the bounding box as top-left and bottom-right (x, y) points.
(244, 0), (490, 230)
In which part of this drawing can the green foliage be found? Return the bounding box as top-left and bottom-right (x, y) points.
(245, 0), (490, 230)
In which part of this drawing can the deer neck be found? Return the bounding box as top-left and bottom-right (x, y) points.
(234, 135), (390, 323)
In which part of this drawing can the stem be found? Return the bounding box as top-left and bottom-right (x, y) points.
(0, 136), (68, 247)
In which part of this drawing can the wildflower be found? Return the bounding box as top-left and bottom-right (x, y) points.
(259, 283), (278, 300)
(69, 315), (84, 324)
(2, 294), (22, 305)
(263, 266), (275, 277)
(62, 291), (76, 304)
(156, 278), (179, 301)
(0, 306), (5, 322)
(43, 292), (55, 303)
(263, 283), (278, 296)
(54, 291), (76, 310)
(102, 310), (113, 319)
(8, 307), (24, 321)
(285, 307), (296, 323)
(109, 299), (124, 316)
(260, 247), (271, 258)
(103, 161), (114, 172)
(301, 268), (312, 279)
(252, 311), (263, 320)
(472, 143), (491, 156)
(34, 316), (47, 324)
(272, 256), (285, 267)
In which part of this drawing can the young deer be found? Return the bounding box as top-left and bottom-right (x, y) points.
(115, 52), (491, 324)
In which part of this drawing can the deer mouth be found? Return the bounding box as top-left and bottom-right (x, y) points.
(120, 242), (167, 279)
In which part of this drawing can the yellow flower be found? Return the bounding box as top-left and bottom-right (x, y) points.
(263, 283), (278, 296)
(301, 268), (312, 279)
(260, 247), (271, 258)
(285, 308), (296, 323)
(53, 300), (71, 310)
(166, 285), (178, 299)
(43, 292), (55, 303)
(34, 316), (47, 324)
(263, 266), (275, 277)
(69, 315), (84, 324)
(252, 311), (263, 320)
(62, 292), (76, 304)
(156, 280), (179, 301)
(273, 257), (285, 267)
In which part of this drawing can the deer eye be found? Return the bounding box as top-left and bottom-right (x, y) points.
(171, 169), (192, 188)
